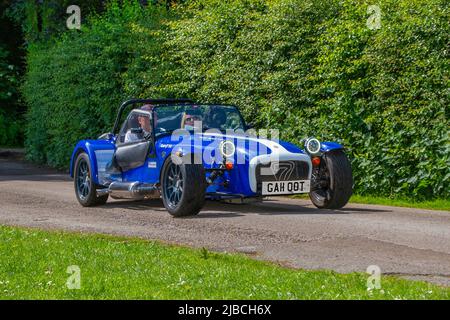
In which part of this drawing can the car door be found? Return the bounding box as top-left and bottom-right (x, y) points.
(114, 110), (153, 172)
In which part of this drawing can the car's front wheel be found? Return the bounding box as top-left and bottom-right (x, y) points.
(161, 157), (206, 217)
(74, 152), (109, 207)
(309, 150), (352, 209)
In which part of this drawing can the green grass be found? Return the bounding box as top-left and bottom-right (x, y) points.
(292, 195), (450, 211)
(0, 226), (448, 299)
(349, 195), (450, 211)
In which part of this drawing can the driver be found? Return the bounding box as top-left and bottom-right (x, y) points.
(183, 108), (203, 130)
(124, 104), (154, 143)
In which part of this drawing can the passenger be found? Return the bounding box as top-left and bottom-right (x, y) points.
(183, 112), (203, 131)
(207, 108), (227, 130)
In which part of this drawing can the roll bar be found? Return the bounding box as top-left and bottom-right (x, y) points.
(112, 98), (194, 133)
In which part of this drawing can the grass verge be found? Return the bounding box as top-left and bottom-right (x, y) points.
(349, 195), (450, 211)
(291, 194), (450, 211)
(0, 226), (448, 299)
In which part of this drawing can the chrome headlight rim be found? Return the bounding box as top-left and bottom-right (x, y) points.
(219, 140), (236, 158)
(304, 137), (321, 155)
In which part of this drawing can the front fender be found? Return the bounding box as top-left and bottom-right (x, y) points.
(320, 141), (344, 153)
(69, 140), (115, 184)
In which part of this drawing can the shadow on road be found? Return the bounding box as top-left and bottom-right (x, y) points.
(102, 199), (165, 211)
(101, 198), (391, 217)
(203, 200), (391, 216)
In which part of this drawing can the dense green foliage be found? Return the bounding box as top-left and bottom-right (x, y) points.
(23, 1), (170, 165)
(22, 0), (449, 199)
(1, 226), (448, 299)
(0, 0), (26, 147)
(0, 45), (23, 146)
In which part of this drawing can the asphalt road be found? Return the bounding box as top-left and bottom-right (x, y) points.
(0, 152), (449, 286)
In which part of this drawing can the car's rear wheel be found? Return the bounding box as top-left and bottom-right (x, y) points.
(161, 157), (206, 217)
(74, 152), (109, 206)
(309, 150), (352, 209)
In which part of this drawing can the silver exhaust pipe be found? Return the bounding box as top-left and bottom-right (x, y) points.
(97, 181), (159, 199)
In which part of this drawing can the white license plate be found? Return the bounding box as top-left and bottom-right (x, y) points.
(262, 180), (310, 195)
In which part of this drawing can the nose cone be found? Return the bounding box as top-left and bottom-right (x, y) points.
(199, 131), (305, 160)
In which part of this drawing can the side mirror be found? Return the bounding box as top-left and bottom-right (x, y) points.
(98, 132), (114, 140)
(131, 127), (143, 134)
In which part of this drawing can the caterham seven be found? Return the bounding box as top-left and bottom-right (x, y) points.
(71, 99), (353, 217)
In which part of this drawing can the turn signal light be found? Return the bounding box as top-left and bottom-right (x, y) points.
(312, 157), (321, 167)
(225, 162), (234, 170)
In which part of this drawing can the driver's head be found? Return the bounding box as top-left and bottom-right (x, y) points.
(137, 115), (151, 132)
(138, 104), (154, 132)
(141, 104), (154, 112)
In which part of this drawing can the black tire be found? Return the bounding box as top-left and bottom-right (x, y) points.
(74, 152), (109, 207)
(309, 150), (352, 209)
(160, 156), (206, 217)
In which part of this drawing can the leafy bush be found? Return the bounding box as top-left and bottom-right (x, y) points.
(151, 0), (448, 199)
(0, 45), (23, 146)
(23, 1), (169, 166)
(23, 0), (449, 199)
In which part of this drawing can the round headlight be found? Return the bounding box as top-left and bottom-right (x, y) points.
(305, 137), (321, 154)
(219, 140), (236, 158)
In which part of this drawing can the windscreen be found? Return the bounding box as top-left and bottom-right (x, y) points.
(153, 104), (246, 135)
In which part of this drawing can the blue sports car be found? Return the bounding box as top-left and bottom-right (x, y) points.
(70, 99), (352, 217)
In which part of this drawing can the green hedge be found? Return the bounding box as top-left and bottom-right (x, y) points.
(23, 0), (449, 199)
(23, 1), (170, 166)
(0, 45), (23, 146)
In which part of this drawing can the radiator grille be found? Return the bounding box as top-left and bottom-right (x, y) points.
(255, 160), (309, 191)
